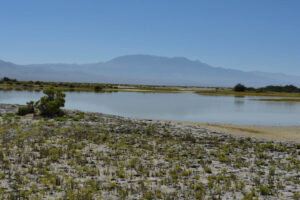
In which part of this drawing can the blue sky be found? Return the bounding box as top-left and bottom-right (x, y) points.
(0, 0), (299, 75)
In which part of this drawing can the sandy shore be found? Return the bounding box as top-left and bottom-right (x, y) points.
(155, 120), (300, 143)
(2, 103), (299, 143)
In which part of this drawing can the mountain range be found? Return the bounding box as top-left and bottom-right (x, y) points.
(1, 54), (299, 87)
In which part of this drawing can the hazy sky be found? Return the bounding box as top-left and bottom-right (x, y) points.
(0, 0), (300, 75)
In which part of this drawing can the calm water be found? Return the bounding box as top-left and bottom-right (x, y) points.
(0, 90), (299, 126)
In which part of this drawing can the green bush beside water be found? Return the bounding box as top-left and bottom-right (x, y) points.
(17, 87), (66, 117)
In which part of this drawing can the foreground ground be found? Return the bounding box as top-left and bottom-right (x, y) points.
(0, 104), (299, 199)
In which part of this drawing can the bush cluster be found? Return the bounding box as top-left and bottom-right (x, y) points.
(17, 87), (66, 117)
(36, 87), (66, 117)
(233, 83), (246, 92)
(233, 83), (300, 93)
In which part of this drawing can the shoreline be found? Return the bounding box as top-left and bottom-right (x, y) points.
(1, 103), (299, 143)
(154, 119), (300, 143)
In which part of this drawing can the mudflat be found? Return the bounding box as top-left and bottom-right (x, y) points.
(159, 120), (300, 143)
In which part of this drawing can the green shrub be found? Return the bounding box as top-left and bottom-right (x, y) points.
(17, 101), (35, 116)
(294, 192), (300, 200)
(259, 185), (271, 195)
(233, 83), (246, 92)
(17, 107), (30, 116)
(204, 167), (212, 173)
(94, 86), (102, 92)
(143, 191), (155, 200)
(36, 87), (66, 117)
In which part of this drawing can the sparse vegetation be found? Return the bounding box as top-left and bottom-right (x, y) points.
(0, 104), (299, 199)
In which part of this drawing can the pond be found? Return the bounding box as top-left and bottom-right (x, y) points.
(0, 90), (299, 126)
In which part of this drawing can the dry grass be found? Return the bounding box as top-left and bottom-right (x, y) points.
(195, 90), (300, 97)
(253, 98), (300, 102)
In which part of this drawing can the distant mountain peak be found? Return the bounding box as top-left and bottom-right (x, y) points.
(0, 59), (14, 65)
(107, 54), (166, 63)
(0, 59), (18, 68)
(107, 55), (203, 68)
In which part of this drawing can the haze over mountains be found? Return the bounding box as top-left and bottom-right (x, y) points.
(1, 54), (299, 87)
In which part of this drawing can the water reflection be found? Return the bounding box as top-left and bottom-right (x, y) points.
(234, 96), (245, 106)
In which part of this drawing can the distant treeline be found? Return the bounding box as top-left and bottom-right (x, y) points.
(1, 77), (17, 82)
(234, 83), (300, 93)
(0, 77), (185, 92)
(0, 77), (118, 91)
(1, 77), (300, 93)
